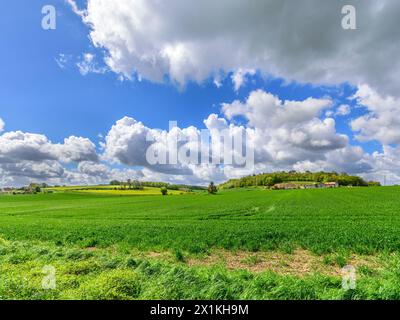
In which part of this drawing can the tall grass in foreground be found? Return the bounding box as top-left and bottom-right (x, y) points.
(2, 239), (400, 300)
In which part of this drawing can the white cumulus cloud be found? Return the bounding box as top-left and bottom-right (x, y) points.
(351, 85), (400, 145)
(70, 0), (400, 96)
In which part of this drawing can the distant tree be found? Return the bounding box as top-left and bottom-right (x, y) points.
(110, 180), (121, 186)
(265, 176), (281, 187)
(120, 182), (127, 190)
(219, 171), (373, 189)
(208, 182), (218, 194)
(160, 187), (168, 196)
(132, 180), (143, 190)
(127, 179), (132, 189)
(368, 181), (382, 187)
(28, 183), (41, 194)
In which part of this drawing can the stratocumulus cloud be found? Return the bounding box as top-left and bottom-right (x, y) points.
(70, 0), (400, 96)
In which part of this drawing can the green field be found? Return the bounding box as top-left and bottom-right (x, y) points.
(1, 187), (400, 299)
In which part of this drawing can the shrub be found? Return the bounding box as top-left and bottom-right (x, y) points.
(208, 182), (218, 194)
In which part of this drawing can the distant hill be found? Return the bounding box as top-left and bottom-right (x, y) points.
(219, 171), (380, 189)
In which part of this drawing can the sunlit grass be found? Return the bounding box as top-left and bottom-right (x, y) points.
(1, 187), (400, 299)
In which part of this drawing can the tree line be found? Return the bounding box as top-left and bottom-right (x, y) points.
(109, 180), (206, 191)
(219, 171), (381, 189)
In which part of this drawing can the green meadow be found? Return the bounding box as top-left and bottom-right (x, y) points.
(1, 187), (400, 299)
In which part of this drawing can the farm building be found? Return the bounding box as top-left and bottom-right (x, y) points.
(0, 188), (13, 194)
(324, 182), (339, 188)
(272, 181), (339, 190)
(272, 183), (299, 190)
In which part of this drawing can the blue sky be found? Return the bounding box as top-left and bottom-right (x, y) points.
(1, 1), (362, 144)
(0, 1), (399, 186)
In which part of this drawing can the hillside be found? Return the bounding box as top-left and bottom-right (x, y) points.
(219, 171), (380, 189)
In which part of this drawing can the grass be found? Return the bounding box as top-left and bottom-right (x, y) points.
(1, 186), (400, 299)
(2, 187), (400, 253)
(1, 238), (400, 300)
